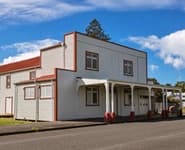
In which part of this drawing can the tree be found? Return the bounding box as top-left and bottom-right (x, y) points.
(85, 19), (110, 41)
(165, 83), (172, 86)
(175, 81), (185, 92)
(147, 78), (160, 85)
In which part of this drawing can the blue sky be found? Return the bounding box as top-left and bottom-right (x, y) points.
(0, 0), (185, 85)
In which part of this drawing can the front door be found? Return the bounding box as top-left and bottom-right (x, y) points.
(5, 97), (13, 114)
(139, 96), (148, 115)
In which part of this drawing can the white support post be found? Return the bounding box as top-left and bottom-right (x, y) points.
(129, 85), (135, 120)
(105, 82), (110, 113)
(148, 87), (152, 111)
(162, 89), (165, 111)
(111, 83), (115, 113)
(165, 89), (168, 111)
(162, 88), (165, 118)
(179, 91), (183, 116)
(147, 87), (152, 119)
(131, 85), (134, 112)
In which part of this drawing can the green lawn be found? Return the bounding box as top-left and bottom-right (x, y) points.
(0, 118), (30, 126)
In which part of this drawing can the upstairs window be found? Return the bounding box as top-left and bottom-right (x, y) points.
(29, 71), (36, 80)
(6, 75), (11, 89)
(86, 87), (99, 106)
(85, 51), (99, 71)
(123, 60), (133, 76)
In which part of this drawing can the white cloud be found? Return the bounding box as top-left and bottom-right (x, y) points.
(149, 64), (159, 72)
(128, 35), (160, 50)
(1, 51), (40, 65)
(0, 0), (92, 23)
(86, 0), (183, 10)
(1, 0), (185, 24)
(128, 29), (185, 69)
(0, 38), (60, 64)
(0, 39), (60, 53)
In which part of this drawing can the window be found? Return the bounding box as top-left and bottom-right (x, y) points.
(40, 85), (52, 99)
(85, 51), (99, 71)
(24, 87), (36, 100)
(86, 87), (99, 106)
(124, 91), (131, 106)
(6, 75), (11, 89)
(123, 60), (133, 76)
(29, 71), (36, 80)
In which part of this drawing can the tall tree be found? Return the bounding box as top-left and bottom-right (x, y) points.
(175, 81), (185, 92)
(85, 19), (110, 41)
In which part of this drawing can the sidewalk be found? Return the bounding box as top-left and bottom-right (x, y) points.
(0, 115), (183, 136)
(0, 120), (105, 136)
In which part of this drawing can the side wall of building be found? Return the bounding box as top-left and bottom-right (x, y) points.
(57, 69), (106, 120)
(57, 69), (149, 120)
(16, 82), (54, 121)
(0, 69), (37, 115)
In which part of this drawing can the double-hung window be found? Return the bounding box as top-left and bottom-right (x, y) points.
(85, 51), (99, 71)
(123, 60), (133, 76)
(24, 87), (36, 100)
(6, 75), (11, 89)
(40, 85), (52, 99)
(29, 71), (36, 80)
(86, 87), (99, 106)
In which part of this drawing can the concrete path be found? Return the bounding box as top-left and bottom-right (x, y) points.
(0, 120), (105, 136)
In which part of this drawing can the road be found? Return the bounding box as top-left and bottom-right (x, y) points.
(1, 119), (185, 150)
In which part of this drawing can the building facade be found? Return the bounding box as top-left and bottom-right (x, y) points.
(0, 32), (181, 121)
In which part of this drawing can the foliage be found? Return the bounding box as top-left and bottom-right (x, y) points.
(148, 78), (160, 85)
(155, 89), (163, 102)
(165, 83), (172, 86)
(85, 19), (110, 41)
(167, 95), (180, 104)
(175, 81), (185, 92)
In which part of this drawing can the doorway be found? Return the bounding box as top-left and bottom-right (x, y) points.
(139, 95), (148, 115)
(5, 97), (13, 114)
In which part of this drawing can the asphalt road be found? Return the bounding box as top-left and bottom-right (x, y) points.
(1, 119), (185, 150)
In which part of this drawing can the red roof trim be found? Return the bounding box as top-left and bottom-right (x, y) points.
(0, 57), (41, 75)
(15, 74), (56, 85)
(36, 74), (56, 81)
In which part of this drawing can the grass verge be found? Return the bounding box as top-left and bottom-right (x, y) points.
(0, 118), (30, 126)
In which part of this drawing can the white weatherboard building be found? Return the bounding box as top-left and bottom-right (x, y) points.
(0, 32), (182, 121)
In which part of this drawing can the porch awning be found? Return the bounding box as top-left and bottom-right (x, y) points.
(76, 78), (107, 89)
(76, 78), (181, 92)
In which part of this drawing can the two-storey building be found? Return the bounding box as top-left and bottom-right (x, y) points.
(0, 32), (181, 121)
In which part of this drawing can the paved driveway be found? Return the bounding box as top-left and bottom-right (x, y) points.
(0, 119), (185, 150)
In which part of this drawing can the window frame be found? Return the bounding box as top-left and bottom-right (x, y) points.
(40, 85), (52, 100)
(6, 75), (11, 89)
(123, 60), (133, 76)
(86, 86), (100, 106)
(29, 71), (36, 80)
(85, 51), (99, 71)
(24, 86), (36, 100)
